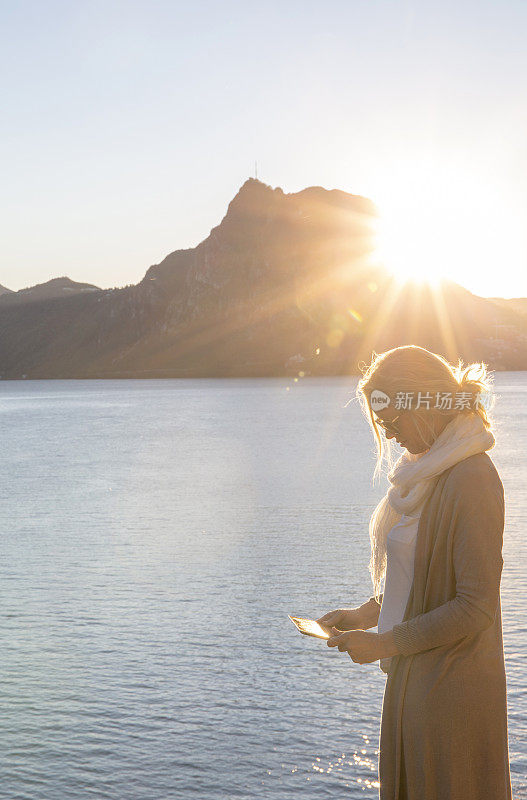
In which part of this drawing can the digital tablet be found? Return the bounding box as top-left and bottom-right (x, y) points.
(288, 615), (333, 640)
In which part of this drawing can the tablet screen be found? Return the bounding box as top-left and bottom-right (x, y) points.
(288, 615), (331, 639)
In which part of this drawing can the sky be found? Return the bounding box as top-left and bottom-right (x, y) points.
(2, 0), (526, 297)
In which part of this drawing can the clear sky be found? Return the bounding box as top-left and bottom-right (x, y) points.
(2, 0), (526, 297)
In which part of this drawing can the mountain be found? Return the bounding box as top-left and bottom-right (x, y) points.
(488, 297), (527, 316)
(0, 276), (101, 307)
(0, 284), (13, 297)
(0, 178), (526, 379)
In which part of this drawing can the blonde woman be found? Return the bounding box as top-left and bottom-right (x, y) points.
(317, 345), (512, 800)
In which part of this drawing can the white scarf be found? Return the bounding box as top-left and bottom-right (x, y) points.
(369, 410), (495, 600)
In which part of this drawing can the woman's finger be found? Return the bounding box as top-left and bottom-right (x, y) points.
(317, 612), (337, 625)
(326, 626), (341, 647)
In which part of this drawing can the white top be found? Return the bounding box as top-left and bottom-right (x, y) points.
(377, 514), (420, 674)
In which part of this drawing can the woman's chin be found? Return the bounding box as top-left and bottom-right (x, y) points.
(406, 444), (429, 455)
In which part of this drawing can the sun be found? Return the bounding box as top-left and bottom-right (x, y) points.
(373, 206), (445, 287)
(367, 155), (524, 296)
(371, 162), (469, 288)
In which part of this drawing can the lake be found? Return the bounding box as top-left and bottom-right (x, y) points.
(0, 374), (525, 799)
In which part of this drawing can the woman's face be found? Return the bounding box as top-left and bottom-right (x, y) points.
(373, 407), (451, 454)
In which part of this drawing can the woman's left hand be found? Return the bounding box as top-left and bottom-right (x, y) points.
(327, 627), (390, 664)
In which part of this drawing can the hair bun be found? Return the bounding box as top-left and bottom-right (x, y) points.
(456, 374), (481, 410)
(459, 375), (476, 389)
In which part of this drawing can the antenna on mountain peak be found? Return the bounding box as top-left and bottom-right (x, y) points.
(255, 160), (258, 179)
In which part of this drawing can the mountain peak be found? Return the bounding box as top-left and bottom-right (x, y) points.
(226, 177), (282, 214)
(0, 276), (101, 307)
(2, 179), (524, 379)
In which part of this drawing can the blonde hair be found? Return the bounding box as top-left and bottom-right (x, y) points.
(355, 345), (496, 601)
(356, 345), (495, 481)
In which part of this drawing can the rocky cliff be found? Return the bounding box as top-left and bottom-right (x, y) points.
(0, 178), (525, 379)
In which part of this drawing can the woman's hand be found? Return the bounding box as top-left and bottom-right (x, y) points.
(315, 607), (364, 632)
(326, 627), (399, 664)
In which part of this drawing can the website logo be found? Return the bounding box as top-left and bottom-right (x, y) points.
(370, 389), (391, 410)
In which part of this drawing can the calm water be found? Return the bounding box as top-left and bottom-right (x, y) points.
(0, 375), (525, 800)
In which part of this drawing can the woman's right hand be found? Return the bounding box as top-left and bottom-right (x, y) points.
(316, 607), (364, 632)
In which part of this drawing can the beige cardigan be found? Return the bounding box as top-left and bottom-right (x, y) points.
(373, 452), (512, 800)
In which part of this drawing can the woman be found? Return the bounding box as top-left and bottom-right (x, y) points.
(317, 345), (512, 800)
